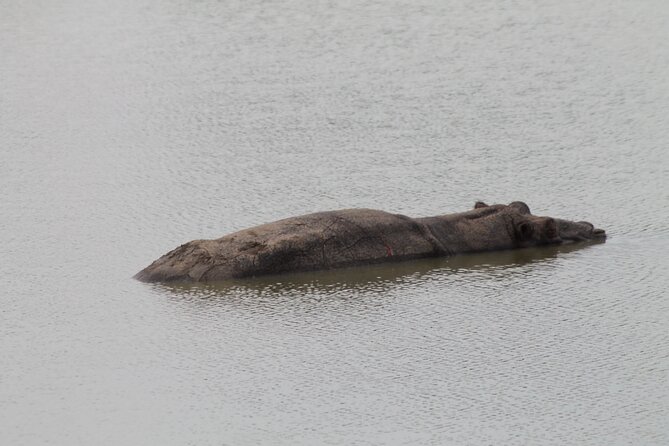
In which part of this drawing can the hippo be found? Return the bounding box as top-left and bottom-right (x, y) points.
(135, 201), (606, 283)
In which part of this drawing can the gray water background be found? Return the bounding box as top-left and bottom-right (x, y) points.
(1, 0), (668, 444)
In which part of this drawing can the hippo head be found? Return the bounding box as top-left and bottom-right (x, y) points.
(475, 201), (606, 247)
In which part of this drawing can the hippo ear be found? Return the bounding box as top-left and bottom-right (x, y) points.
(509, 201), (531, 215)
(474, 201), (489, 209)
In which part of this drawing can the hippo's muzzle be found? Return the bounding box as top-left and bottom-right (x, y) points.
(555, 219), (607, 242)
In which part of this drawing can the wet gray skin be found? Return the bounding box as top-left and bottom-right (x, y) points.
(135, 201), (606, 283)
(555, 218), (607, 242)
(481, 201), (606, 247)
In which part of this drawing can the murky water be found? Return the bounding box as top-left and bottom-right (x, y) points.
(2, 0), (668, 444)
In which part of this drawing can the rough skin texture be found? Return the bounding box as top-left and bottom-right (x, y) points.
(134, 201), (606, 283)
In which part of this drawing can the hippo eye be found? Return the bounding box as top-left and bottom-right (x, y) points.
(544, 218), (558, 239)
(518, 222), (533, 240)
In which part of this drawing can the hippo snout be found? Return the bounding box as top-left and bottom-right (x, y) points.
(593, 228), (606, 238)
(555, 219), (607, 242)
(578, 221), (606, 239)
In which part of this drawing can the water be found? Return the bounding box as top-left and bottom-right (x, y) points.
(1, 0), (668, 444)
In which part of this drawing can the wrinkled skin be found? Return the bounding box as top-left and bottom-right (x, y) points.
(135, 201), (605, 283)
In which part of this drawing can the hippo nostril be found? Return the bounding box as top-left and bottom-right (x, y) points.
(593, 228), (606, 237)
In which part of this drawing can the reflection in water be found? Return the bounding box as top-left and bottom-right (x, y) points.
(158, 240), (605, 297)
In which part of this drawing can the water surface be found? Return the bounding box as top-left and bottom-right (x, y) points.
(1, 0), (668, 444)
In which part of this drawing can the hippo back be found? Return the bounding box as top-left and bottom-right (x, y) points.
(136, 209), (438, 282)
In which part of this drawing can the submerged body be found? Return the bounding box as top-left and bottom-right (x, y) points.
(135, 201), (606, 283)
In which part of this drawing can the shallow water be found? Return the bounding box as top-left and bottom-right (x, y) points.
(1, 0), (668, 444)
